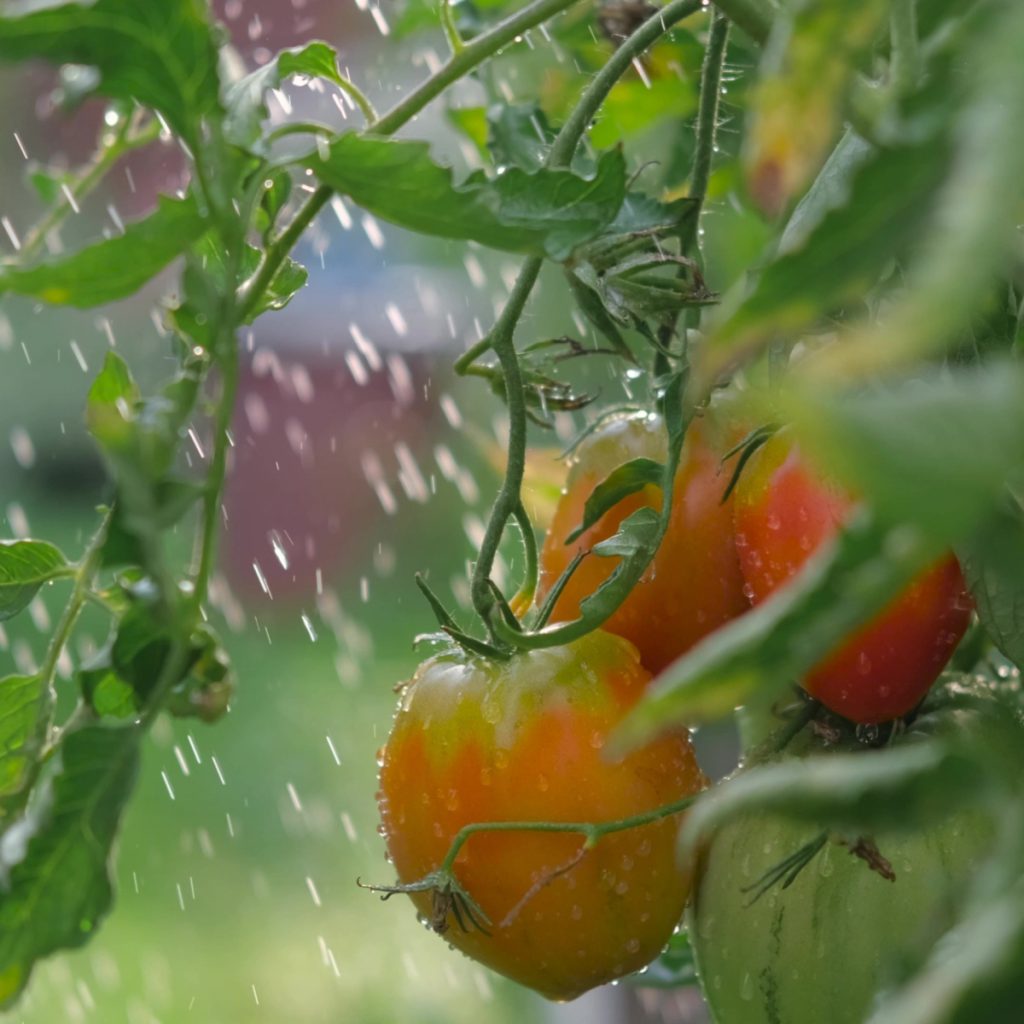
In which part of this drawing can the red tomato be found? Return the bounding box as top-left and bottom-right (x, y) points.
(733, 430), (972, 723)
(377, 631), (706, 1000)
(538, 413), (748, 675)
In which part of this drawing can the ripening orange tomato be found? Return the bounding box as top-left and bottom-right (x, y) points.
(377, 631), (706, 1000)
(733, 429), (972, 723)
(538, 412), (748, 675)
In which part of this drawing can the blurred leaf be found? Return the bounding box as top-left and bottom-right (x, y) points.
(304, 134), (628, 260)
(0, 541), (70, 622)
(680, 742), (987, 857)
(745, 0), (888, 215)
(78, 667), (136, 720)
(0, 723), (141, 1008)
(870, 878), (1024, 1024)
(225, 40), (347, 149)
(256, 168), (293, 242)
(807, 1), (1024, 379)
(698, 133), (948, 388)
(611, 514), (939, 743)
(446, 106), (489, 163)
(787, 365), (1024, 544)
(0, 195), (207, 309)
(487, 103), (567, 173)
(632, 929), (698, 989)
(959, 503), (1024, 671)
(565, 457), (663, 543)
(591, 76), (696, 150)
(778, 128), (873, 254)
(0, 0), (220, 144)
(0, 675), (45, 804)
(242, 255), (307, 322)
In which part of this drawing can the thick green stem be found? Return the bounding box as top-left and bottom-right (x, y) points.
(889, 0), (920, 95)
(469, 258), (543, 628)
(466, 0), (706, 632)
(681, 10), (731, 259)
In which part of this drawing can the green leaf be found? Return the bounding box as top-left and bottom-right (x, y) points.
(242, 256), (307, 322)
(565, 457), (663, 544)
(745, 0), (888, 215)
(778, 128), (873, 254)
(0, 723), (141, 1008)
(679, 742), (985, 857)
(698, 133), (949, 387)
(0, 675), (45, 804)
(0, 541), (70, 621)
(487, 103), (563, 173)
(304, 135), (628, 260)
(0, 195), (207, 309)
(611, 514), (939, 745)
(0, 0), (220, 145)
(78, 667), (136, 720)
(786, 364), (1024, 545)
(446, 106), (489, 163)
(959, 504), (1024, 671)
(869, 879), (1024, 1024)
(590, 76), (696, 150)
(225, 40), (347, 149)
(809, 1), (1024, 379)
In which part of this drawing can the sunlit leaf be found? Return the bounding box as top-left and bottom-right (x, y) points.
(0, 675), (45, 804)
(225, 40), (348, 148)
(0, 195), (207, 309)
(565, 457), (663, 543)
(304, 134), (628, 260)
(0, 723), (141, 1008)
(0, 541), (70, 622)
(0, 0), (220, 144)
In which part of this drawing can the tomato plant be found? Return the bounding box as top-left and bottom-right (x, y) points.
(376, 630), (705, 1000)
(733, 430), (972, 722)
(538, 411), (747, 674)
(2, 0), (1024, 1018)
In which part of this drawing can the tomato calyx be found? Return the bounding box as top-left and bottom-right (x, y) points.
(359, 871), (492, 937)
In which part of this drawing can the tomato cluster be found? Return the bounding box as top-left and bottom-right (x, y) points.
(375, 411), (975, 1002)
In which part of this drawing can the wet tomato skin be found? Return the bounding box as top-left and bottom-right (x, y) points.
(733, 430), (972, 723)
(377, 631), (706, 1000)
(538, 413), (748, 676)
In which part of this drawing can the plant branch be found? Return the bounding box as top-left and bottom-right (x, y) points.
(681, 10), (731, 258)
(889, 0), (920, 95)
(371, 0), (585, 137)
(240, 0), (585, 322)
(439, 793), (698, 873)
(20, 110), (159, 262)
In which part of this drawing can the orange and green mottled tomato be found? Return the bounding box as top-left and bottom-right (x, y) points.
(537, 413), (748, 676)
(733, 429), (972, 724)
(377, 631), (706, 1001)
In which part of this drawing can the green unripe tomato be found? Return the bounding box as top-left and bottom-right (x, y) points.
(689, 684), (1009, 1024)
